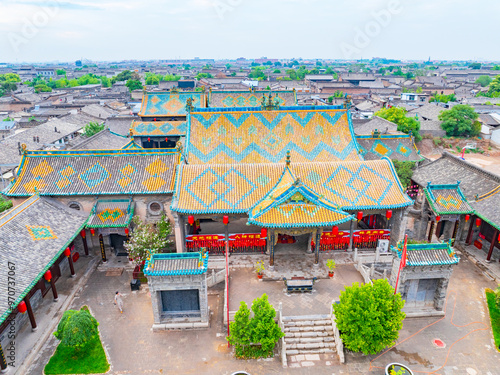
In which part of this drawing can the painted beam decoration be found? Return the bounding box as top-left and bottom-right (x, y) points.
(87, 198), (134, 228)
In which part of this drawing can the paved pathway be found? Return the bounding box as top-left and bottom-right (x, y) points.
(22, 252), (500, 374)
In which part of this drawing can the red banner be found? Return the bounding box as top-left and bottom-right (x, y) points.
(186, 233), (265, 254)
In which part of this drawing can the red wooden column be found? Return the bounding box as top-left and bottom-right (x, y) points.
(487, 229), (499, 262)
(24, 296), (37, 331)
(81, 229), (89, 256)
(465, 216), (475, 245)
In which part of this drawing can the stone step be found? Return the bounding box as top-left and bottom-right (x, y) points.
(285, 331), (332, 338)
(284, 319), (331, 327)
(286, 348), (335, 355)
(286, 341), (335, 350)
(282, 314), (331, 322)
(285, 336), (335, 344)
(284, 325), (333, 333)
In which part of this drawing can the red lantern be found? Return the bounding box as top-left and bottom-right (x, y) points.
(260, 228), (267, 238)
(124, 228), (129, 236)
(44, 270), (52, 282)
(18, 301), (27, 314)
(476, 218), (481, 227)
(148, 137), (151, 142)
(188, 216), (194, 225)
(465, 214), (470, 222)
(357, 211), (363, 221)
(435, 215), (441, 222)
(332, 226), (338, 236)
(223, 215), (229, 225)
(64, 247), (71, 257)
(153, 118), (156, 121)
(386, 210), (392, 220)
(80, 229), (86, 238)
(90, 228), (95, 236)
(498, 233), (500, 243)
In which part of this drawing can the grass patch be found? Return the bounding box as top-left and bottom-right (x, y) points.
(45, 307), (109, 374)
(485, 289), (500, 351)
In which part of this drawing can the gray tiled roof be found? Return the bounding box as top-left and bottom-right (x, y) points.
(353, 116), (399, 136)
(412, 152), (500, 199)
(71, 128), (130, 150)
(4, 149), (179, 197)
(0, 195), (88, 324)
(471, 188), (500, 231)
(407, 103), (445, 121)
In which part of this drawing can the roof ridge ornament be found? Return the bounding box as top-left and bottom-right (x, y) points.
(261, 93), (281, 110)
(286, 150), (291, 166)
(170, 86), (179, 94)
(185, 97), (194, 113)
(343, 94), (352, 109)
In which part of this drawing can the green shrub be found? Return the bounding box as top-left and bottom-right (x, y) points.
(54, 308), (99, 348)
(485, 289), (500, 351)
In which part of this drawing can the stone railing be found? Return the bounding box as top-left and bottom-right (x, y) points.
(278, 302), (287, 368)
(330, 304), (345, 364)
(207, 269), (226, 287)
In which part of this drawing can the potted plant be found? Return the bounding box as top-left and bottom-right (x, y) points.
(255, 260), (265, 279)
(385, 363), (413, 375)
(326, 259), (336, 278)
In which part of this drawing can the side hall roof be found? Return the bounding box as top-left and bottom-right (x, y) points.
(424, 182), (473, 215)
(0, 195), (89, 325)
(356, 134), (423, 162)
(131, 120), (187, 136)
(171, 158), (412, 214)
(138, 91), (206, 117)
(4, 148), (180, 197)
(186, 106), (362, 164)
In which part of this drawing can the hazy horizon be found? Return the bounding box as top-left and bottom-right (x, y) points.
(0, 0), (498, 63)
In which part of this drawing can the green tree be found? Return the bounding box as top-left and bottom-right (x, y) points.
(227, 301), (252, 358)
(145, 75), (160, 85)
(374, 106), (422, 141)
(164, 74), (181, 81)
(34, 84), (52, 93)
(111, 70), (133, 84)
(488, 75), (500, 96)
(333, 279), (405, 355)
(273, 69), (281, 74)
(100, 76), (111, 87)
(416, 86), (423, 93)
(195, 72), (213, 80)
(227, 294), (284, 359)
(124, 214), (173, 266)
(476, 75), (493, 87)
(430, 93), (457, 103)
(468, 62), (481, 70)
(83, 121), (105, 137)
(125, 79), (143, 92)
(54, 308), (99, 349)
(56, 69), (66, 75)
(438, 104), (479, 137)
(274, 61), (282, 67)
(225, 63), (232, 69)
(392, 160), (416, 187)
(0, 195), (13, 213)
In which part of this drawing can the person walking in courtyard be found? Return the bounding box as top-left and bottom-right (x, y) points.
(114, 291), (124, 313)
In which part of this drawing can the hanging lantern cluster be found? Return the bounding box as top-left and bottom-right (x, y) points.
(406, 184), (419, 199)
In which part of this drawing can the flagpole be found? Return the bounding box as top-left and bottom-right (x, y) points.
(394, 234), (408, 295)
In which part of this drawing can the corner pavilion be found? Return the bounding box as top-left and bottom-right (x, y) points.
(171, 102), (413, 267)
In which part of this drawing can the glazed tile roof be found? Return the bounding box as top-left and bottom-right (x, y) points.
(392, 240), (459, 266)
(144, 252), (208, 276)
(0, 195), (89, 325)
(4, 149), (180, 197)
(471, 186), (500, 231)
(208, 90), (297, 108)
(424, 183), (473, 215)
(131, 120), (187, 136)
(172, 158), (412, 214)
(186, 107), (362, 164)
(138, 91), (206, 117)
(87, 198), (134, 228)
(356, 135), (423, 162)
(248, 166), (353, 228)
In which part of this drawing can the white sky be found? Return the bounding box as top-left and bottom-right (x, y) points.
(0, 0), (498, 63)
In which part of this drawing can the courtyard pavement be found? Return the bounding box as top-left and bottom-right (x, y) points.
(22, 251), (500, 375)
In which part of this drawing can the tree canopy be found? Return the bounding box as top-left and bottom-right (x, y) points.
(333, 279), (405, 355)
(83, 122), (105, 138)
(429, 93), (457, 103)
(0, 73), (20, 96)
(54, 307), (99, 349)
(125, 79), (143, 92)
(374, 106), (422, 141)
(227, 294), (284, 359)
(476, 75), (493, 87)
(438, 104), (480, 137)
(392, 160), (416, 188)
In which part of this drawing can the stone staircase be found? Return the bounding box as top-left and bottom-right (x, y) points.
(282, 314), (336, 357)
